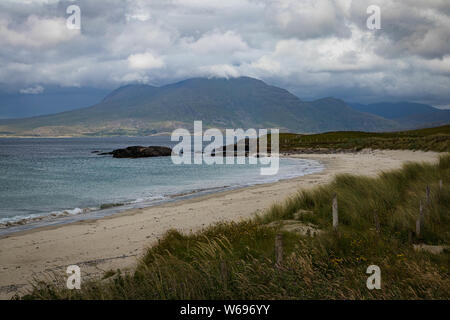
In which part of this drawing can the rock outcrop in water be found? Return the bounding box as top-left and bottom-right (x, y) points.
(100, 146), (172, 158)
(211, 138), (271, 157)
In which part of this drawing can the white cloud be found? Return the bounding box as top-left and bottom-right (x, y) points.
(0, 0), (448, 105)
(4, 0), (60, 4)
(0, 15), (79, 48)
(184, 30), (249, 54)
(265, 0), (351, 39)
(20, 85), (44, 94)
(117, 72), (150, 84)
(250, 56), (281, 74)
(199, 64), (240, 78)
(127, 52), (165, 70)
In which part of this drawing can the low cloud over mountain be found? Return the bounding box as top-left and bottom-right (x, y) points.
(0, 0), (449, 107)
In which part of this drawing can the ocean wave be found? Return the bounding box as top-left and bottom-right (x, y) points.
(0, 195), (168, 228)
(0, 207), (94, 228)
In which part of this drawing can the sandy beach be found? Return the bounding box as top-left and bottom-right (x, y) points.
(0, 149), (442, 299)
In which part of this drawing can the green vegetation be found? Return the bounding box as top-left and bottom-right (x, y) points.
(23, 154), (450, 300)
(277, 125), (450, 152)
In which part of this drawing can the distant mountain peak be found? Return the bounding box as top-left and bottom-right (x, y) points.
(312, 97), (344, 103)
(165, 76), (267, 87)
(102, 83), (159, 103)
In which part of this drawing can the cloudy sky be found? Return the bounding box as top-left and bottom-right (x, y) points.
(0, 0), (449, 106)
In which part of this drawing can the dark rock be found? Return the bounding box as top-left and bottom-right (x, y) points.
(211, 138), (270, 157)
(100, 203), (124, 209)
(104, 146), (172, 158)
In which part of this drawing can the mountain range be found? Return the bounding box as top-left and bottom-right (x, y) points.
(347, 102), (450, 129)
(0, 77), (448, 137)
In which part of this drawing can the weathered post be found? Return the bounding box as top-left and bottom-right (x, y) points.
(373, 211), (380, 234)
(220, 260), (228, 289)
(439, 179), (443, 191)
(420, 200), (424, 226)
(275, 233), (283, 268)
(332, 193), (338, 232)
(416, 219), (421, 238)
(426, 185), (430, 204)
(416, 200), (424, 239)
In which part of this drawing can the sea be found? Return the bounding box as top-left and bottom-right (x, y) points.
(0, 136), (323, 235)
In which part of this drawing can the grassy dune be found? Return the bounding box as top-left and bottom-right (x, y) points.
(278, 125), (450, 152)
(23, 154), (450, 300)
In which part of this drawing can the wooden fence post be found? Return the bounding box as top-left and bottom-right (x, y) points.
(416, 200), (424, 239)
(426, 185), (430, 204)
(332, 193), (338, 232)
(420, 200), (424, 226)
(220, 260), (228, 289)
(275, 233), (283, 268)
(373, 211), (380, 234)
(416, 219), (421, 238)
(439, 179), (443, 191)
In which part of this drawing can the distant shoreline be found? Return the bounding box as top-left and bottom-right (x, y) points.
(0, 132), (173, 139)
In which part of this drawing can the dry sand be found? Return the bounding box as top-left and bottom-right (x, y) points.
(0, 149), (441, 299)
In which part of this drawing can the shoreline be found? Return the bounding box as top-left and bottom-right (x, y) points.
(0, 132), (174, 139)
(0, 150), (442, 299)
(0, 158), (323, 235)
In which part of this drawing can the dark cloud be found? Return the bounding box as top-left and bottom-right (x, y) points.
(0, 0), (448, 106)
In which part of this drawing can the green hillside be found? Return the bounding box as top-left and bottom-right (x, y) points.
(277, 125), (450, 152)
(0, 77), (400, 137)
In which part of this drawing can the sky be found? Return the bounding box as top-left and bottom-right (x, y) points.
(0, 0), (449, 107)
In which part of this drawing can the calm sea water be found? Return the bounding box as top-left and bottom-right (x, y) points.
(0, 137), (323, 233)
